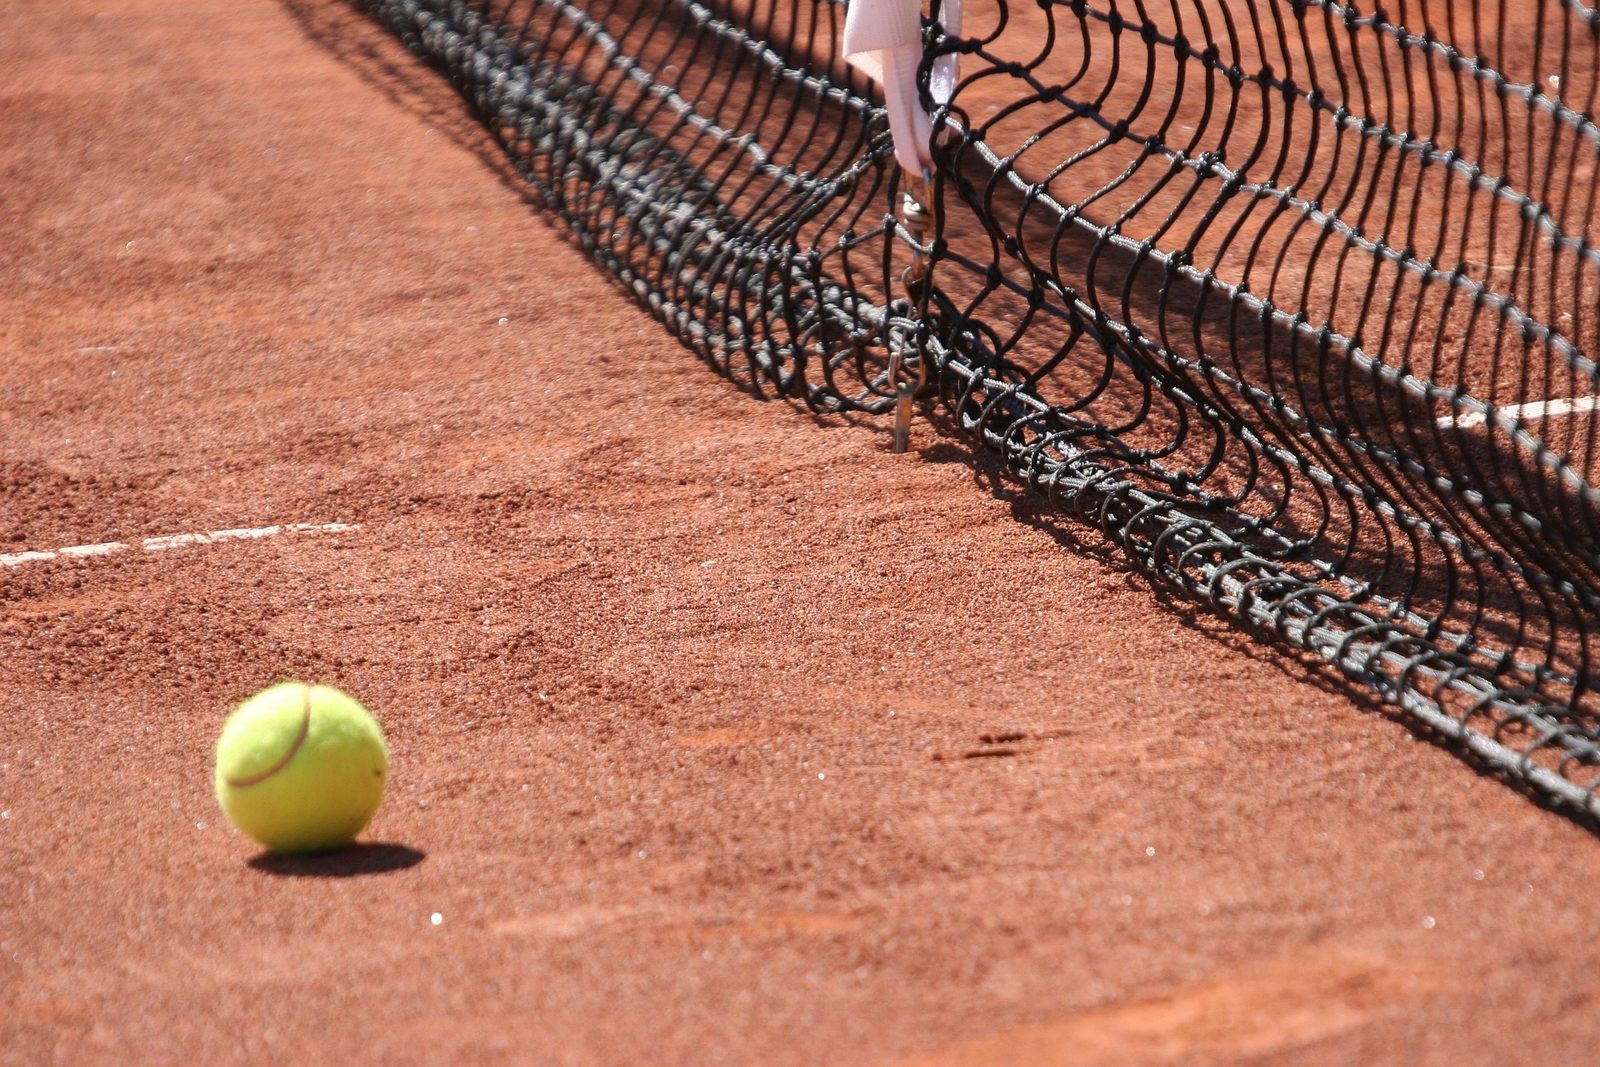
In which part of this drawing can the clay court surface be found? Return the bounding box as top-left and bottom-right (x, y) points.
(6, 1), (1600, 1063)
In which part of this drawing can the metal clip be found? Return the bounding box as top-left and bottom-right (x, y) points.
(892, 380), (915, 453)
(889, 171), (935, 454)
(899, 171), (934, 290)
(887, 339), (925, 454)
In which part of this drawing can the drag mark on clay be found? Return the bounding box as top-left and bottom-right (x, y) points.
(0, 522), (361, 568)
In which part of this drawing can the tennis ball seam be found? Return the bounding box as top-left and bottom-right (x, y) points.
(224, 684), (312, 789)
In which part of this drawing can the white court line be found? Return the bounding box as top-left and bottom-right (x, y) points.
(1438, 395), (1600, 431)
(0, 522), (360, 569)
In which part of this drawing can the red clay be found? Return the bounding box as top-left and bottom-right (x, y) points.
(4, 2), (1600, 1064)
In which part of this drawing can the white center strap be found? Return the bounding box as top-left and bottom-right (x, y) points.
(843, 0), (961, 176)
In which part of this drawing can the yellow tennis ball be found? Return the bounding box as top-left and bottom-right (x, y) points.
(214, 681), (389, 853)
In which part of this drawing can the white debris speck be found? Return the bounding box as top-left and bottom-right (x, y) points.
(1421, 916), (1436, 929)
(497, 317), (509, 326)
(430, 913), (443, 926)
(1145, 846), (1156, 857)
(1473, 869), (1485, 881)
(818, 773), (826, 781)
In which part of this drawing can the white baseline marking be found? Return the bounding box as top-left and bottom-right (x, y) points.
(1438, 395), (1600, 431)
(0, 522), (360, 569)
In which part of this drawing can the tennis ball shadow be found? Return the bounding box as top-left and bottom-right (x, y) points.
(247, 842), (426, 878)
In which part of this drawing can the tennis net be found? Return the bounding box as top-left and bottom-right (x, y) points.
(350, 0), (1600, 821)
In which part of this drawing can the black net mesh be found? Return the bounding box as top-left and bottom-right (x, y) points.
(349, 0), (1600, 819)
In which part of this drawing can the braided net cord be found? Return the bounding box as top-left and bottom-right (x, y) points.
(352, 0), (1600, 819)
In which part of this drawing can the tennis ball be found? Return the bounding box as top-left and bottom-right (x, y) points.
(214, 681), (389, 854)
